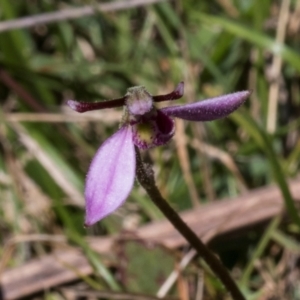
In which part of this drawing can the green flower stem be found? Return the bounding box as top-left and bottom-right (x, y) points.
(135, 147), (245, 300)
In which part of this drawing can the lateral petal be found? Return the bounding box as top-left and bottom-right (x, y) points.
(67, 97), (125, 113)
(152, 82), (184, 102)
(84, 126), (136, 226)
(161, 91), (250, 121)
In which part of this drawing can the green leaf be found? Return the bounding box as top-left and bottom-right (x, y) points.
(231, 110), (300, 228)
(198, 14), (300, 72)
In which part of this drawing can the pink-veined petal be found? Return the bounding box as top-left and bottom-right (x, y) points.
(84, 126), (136, 226)
(161, 91), (250, 121)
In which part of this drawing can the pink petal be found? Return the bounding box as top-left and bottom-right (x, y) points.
(161, 91), (250, 121)
(84, 126), (136, 226)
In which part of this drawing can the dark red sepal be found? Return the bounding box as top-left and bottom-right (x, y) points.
(67, 97), (126, 113)
(152, 82), (184, 102)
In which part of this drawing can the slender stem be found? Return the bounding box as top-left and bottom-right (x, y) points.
(135, 148), (245, 300)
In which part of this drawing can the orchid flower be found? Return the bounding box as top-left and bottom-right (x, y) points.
(67, 82), (250, 226)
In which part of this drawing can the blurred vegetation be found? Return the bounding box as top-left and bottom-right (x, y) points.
(0, 0), (300, 299)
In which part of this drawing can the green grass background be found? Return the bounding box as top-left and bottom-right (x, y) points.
(1, 0), (300, 299)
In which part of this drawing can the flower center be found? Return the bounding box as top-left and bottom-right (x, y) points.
(123, 86), (175, 150)
(125, 86), (153, 115)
